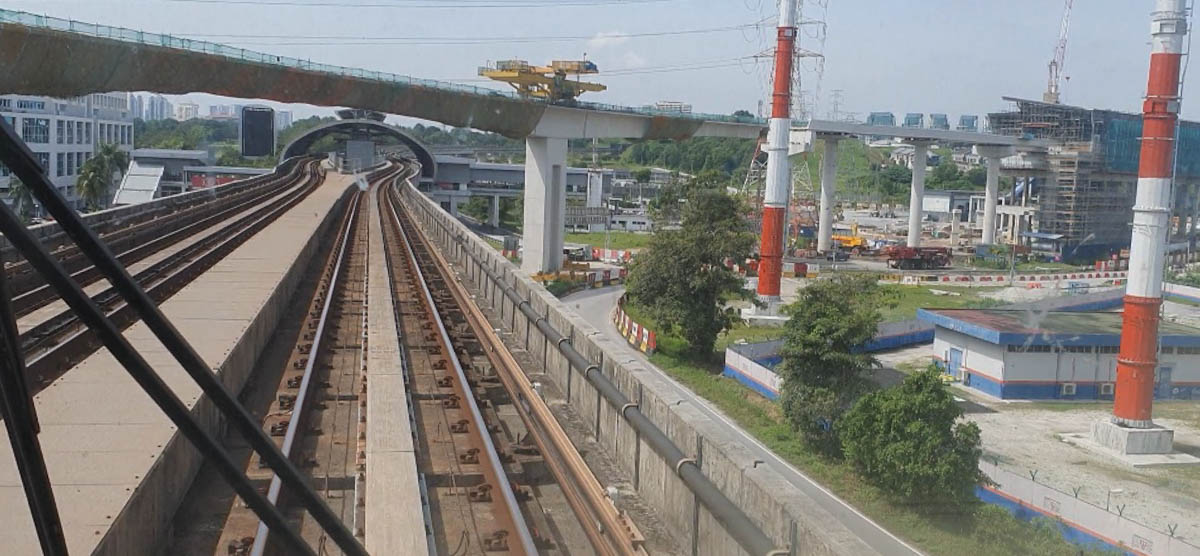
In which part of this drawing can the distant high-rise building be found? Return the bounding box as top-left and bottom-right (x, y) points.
(174, 102), (199, 121)
(0, 93), (135, 211)
(145, 94), (173, 121)
(130, 94), (145, 121)
(274, 110), (293, 131)
(208, 104), (239, 120)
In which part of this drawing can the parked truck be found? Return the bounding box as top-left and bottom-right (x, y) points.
(883, 246), (953, 270)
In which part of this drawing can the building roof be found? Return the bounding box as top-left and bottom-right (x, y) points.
(182, 165), (272, 175)
(131, 149), (209, 162)
(112, 161), (163, 205)
(917, 308), (1200, 348)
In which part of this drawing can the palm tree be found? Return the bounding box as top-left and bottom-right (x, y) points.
(76, 142), (129, 211)
(7, 177), (36, 223)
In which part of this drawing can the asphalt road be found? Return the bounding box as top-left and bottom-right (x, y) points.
(562, 286), (923, 556)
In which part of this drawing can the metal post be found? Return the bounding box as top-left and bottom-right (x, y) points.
(0, 118), (355, 555)
(0, 253), (68, 555)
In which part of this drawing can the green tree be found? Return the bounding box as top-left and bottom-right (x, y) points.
(839, 366), (986, 508)
(76, 142), (129, 211)
(625, 176), (754, 356)
(965, 166), (987, 188)
(7, 177), (36, 223)
(777, 274), (893, 454)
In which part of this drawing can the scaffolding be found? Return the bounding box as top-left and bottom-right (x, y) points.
(986, 96), (1200, 254)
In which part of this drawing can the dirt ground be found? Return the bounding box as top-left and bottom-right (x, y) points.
(964, 397), (1200, 544)
(979, 284), (1122, 304)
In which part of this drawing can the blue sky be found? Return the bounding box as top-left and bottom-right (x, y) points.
(7, 0), (1176, 123)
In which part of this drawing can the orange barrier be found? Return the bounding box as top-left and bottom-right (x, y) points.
(613, 296), (657, 354)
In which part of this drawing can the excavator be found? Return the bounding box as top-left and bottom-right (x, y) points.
(479, 60), (607, 103)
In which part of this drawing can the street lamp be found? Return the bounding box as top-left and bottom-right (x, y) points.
(1106, 488), (1124, 512)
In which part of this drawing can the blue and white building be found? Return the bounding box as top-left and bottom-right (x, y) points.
(919, 308), (1200, 400)
(1, 93), (135, 212)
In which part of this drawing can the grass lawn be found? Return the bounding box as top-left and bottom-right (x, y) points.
(564, 231), (655, 250)
(880, 285), (1007, 323)
(626, 301), (1115, 556)
(481, 235), (503, 250)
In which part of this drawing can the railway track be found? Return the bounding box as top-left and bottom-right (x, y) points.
(3, 157), (315, 300)
(9, 157), (318, 318)
(170, 157), (645, 554)
(380, 169), (647, 555)
(17, 158), (327, 393)
(219, 162), (404, 556)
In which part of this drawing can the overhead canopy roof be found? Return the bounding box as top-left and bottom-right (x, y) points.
(112, 161), (163, 205)
(279, 119), (437, 179)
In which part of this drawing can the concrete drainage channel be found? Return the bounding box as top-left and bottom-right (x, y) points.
(397, 177), (882, 556)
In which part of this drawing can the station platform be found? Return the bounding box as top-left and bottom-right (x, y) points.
(0, 171), (355, 555)
(363, 184), (425, 554)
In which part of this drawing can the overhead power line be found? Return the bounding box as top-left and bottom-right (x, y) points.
(173, 21), (768, 45)
(163, 0), (672, 8)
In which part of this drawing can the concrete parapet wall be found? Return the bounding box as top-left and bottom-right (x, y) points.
(398, 180), (876, 555)
(93, 185), (354, 555)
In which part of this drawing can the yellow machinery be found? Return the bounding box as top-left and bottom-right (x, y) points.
(479, 59), (607, 102)
(832, 223), (867, 250)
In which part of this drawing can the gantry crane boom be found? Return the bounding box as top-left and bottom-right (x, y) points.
(1044, 0), (1074, 104)
(480, 59), (607, 102)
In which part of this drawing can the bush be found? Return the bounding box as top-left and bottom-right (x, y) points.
(839, 366), (985, 508)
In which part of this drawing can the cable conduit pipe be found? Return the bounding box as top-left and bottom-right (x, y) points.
(396, 185), (784, 556)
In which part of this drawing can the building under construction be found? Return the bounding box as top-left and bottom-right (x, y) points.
(988, 96), (1200, 258)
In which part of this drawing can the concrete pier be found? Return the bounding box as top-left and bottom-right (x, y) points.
(521, 136), (567, 274)
(817, 136), (840, 253)
(906, 140), (931, 247)
(975, 145), (1015, 245)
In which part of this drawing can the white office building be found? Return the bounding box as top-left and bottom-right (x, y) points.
(275, 110), (293, 131)
(1, 93), (136, 212)
(174, 102), (199, 121)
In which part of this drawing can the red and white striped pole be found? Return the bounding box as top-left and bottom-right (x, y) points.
(757, 0), (798, 304)
(1113, 0), (1188, 428)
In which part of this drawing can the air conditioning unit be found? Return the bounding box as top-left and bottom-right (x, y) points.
(1100, 383), (1115, 396)
(1061, 383), (1077, 396)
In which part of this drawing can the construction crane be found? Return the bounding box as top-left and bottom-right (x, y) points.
(1043, 0), (1074, 104)
(479, 59), (607, 102)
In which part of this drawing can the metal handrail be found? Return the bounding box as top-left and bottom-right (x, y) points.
(0, 8), (765, 126)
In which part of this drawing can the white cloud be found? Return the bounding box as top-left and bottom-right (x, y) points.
(587, 31), (630, 50)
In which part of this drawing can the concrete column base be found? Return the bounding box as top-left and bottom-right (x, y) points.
(1059, 421), (1199, 467)
(740, 294), (789, 326)
(1091, 420), (1173, 455)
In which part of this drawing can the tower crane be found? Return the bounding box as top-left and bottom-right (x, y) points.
(1044, 0), (1074, 104)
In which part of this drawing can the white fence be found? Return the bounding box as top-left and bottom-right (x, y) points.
(980, 460), (1200, 556)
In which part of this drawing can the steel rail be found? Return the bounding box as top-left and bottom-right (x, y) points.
(398, 180), (789, 556)
(249, 188), (365, 556)
(0, 115), (366, 556)
(10, 158), (313, 316)
(384, 181), (644, 556)
(3, 156), (310, 296)
(21, 162), (326, 386)
(385, 178), (539, 556)
(0, 123), (316, 556)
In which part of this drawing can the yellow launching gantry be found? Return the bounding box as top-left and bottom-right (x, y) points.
(479, 59), (607, 102)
